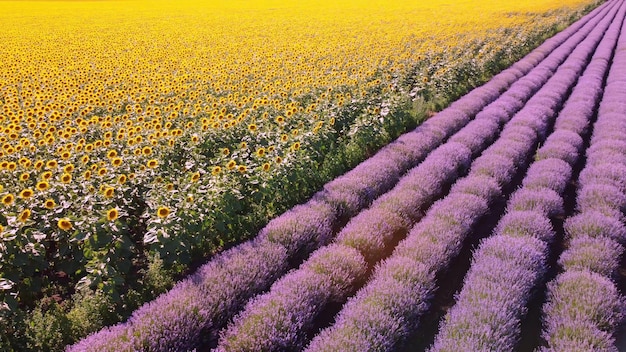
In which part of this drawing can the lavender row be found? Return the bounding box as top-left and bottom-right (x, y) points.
(303, 3), (621, 349)
(67, 2), (615, 351)
(209, 5), (625, 348)
(215, 140), (474, 350)
(540, 9), (626, 351)
(430, 3), (626, 350)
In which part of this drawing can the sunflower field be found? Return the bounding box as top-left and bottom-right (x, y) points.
(0, 0), (601, 350)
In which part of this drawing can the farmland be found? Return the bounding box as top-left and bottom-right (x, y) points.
(0, 0), (614, 350)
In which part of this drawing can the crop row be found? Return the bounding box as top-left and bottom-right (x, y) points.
(540, 6), (626, 351)
(65, 2), (618, 351)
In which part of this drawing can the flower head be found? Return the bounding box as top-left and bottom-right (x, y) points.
(106, 208), (119, 221)
(19, 209), (31, 223)
(57, 217), (72, 231)
(19, 189), (34, 199)
(157, 206), (170, 218)
(44, 199), (56, 209)
(2, 194), (14, 206)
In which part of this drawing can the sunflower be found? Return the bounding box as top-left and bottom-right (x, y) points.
(111, 157), (123, 167)
(147, 159), (158, 169)
(221, 148), (230, 156)
(262, 162), (271, 172)
(237, 165), (247, 173)
(63, 164), (75, 173)
(256, 147), (266, 157)
(142, 146), (153, 156)
(107, 150), (118, 159)
(19, 173), (30, 182)
(291, 142), (301, 151)
(36, 181), (50, 191)
(118, 174), (127, 184)
(103, 187), (115, 198)
(157, 206), (170, 218)
(2, 194), (15, 206)
(227, 160), (237, 170)
(57, 217), (72, 231)
(19, 189), (34, 199)
(84, 170), (92, 180)
(106, 208), (119, 221)
(248, 124), (257, 132)
(42, 171), (53, 180)
(46, 160), (58, 169)
(212, 166), (222, 176)
(60, 173), (72, 184)
(190, 172), (200, 182)
(44, 199), (56, 209)
(18, 209), (31, 223)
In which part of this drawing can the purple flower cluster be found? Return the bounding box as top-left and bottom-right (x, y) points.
(541, 4), (626, 349)
(432, 3), (625, 350)
(303, 5), (622, 350)
(305, 189), (492, 352)
(542, 271), (625, 351)
(214, 140), (478, 350)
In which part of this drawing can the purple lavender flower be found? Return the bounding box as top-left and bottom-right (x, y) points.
(215, 244), (366, 351)
(564, 211), (626, 244)
(544, 130), (584, 151)
(495, 210), (555, 243)
(578, 163), (626, 193)
(448, 118), (501, 154)
(470, 154), (518, 186)
(259, 200), (335, 256)
(541, 270), (625, 352)
(523, 159), (572, 194)
(586, 140), (626, 160)
(576, 183), (626, 217)
(558, 236), (624, 277)
(429, 193), (489, 232)
(535, 140), (580, 165)
(449, 174), (502, 201)
(507, 188), (565, 217)
(336, 208), (411, 264)
(430, 235), (549, 351)
(305, 258), (434, 352)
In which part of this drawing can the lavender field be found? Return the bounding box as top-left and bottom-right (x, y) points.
(70, 0), (626, 350)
